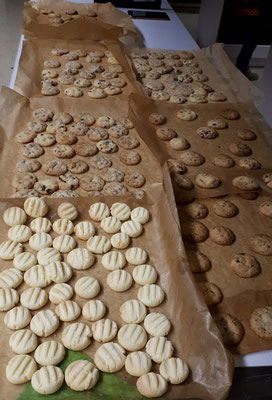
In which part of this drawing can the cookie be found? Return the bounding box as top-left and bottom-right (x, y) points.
(212, 154), (235, 168)
(42, 69), (58, 79)
(213, 313), (244, 346)
(160, 358), (189, 384)
(58, 75), (75, 85)
(88, 127), (108, 142)
(6, 355), (37, 384)
(250, 307), (272, 338)
(65, 360), (99, 391)
(94, 342), (126, 373)
(132, 264), (157, 285)
(88, 88), (107, 98)
(13, 173), (37, 190)
(137, 284), (165, 307)
(82, 299), (106, 321)
(30, 309), (59, 337)
(121, 220), (142, 238)
(49, 283), (73, 304)
(239, 157), (261, 169)
(100, 167), (124, 183)
(29, 232), (52, 251)
(75, 276), (100, 299)
(197, 127), (218, 139)
(146, 336), (173, 362)
(34, 341), (65, 366)
(180, 150), (204, 166)
(47, 260), (72, 283)
(210, 226), (235, 245)
(195, 173), (221, 189)
(41, 85), (60, 96)
(0, 287), (19, 310)
(13, 252), (37, 271)
(230, 253), (261, 278)
(16, 130), (36, 144)
(207, 118), (228, 129)
(110, 232), (129, 248)
(151, 91), (170, 101)
(125, 247), (147, 265)
(87, 235), (111, 254)
(198, 282), (223, 306)
(46, 123), (67, 134)
(74, 113), (95, 126)
(259, 200), (272, 218)
(90, 155), (112, 170)
(0, 267), (21, 289)
(22, 143), (44, 158)
(124, 172), (145, 188)
(118, 136), (139, 149)
(156, 127), (177, 141)
(64, 87), (83, 97)
(52, 48), (68, 56)
(249, 234), (272, 256)
(237, 129), (257, 140)
(213, 200), (238, 217)
(220, 109), (240, 120)
(97, 139), (118, 153)
(34, 133), (56, 147)
(107, 269), (132, 292)
(3, 207), (26, 226)
(182, 221), (209, 242)
(67, 160), (88, 174)
(232, 176), (259, 191)
(92, 318), (118, 343)
(53, 144), (75, 158)
(53, 219), (74, 235)
(37, 248), (61, 267)
(8, 225), (32, 243)
(125, 352), (152, 377)
(229, 142), (252, 156)
(188, 94), (207, 103)
(208, 92), (227, 102)
(58, 173), (79, 190)
(56, 130), (77, 145)
(80, 174), (104, 192)
(34, 179), (58, 195)
(53, 234), (76, 253)
(144, 312), (171, 336)
(4, 306), (31, 329)
(187, 250), (211, 273)
(120, 150), (141, 165)
(137, 373), (168, 398)
(0, 241), (23, 260)
(67, 248), (94, 270)
(33, 108), (53, 122)
(184, 202), (208, 219)
(62, 322), (92, 350)
(31, 366), (64, 395)
(11, 189), (39, 198)
(58, 202), (78, 220)
(20, 287), (48, 310)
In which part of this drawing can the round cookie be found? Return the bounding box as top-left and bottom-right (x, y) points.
(210, 226), (235, 246)
(118, 324), (147, 351)
(125, 352), (152, 377)
(0, 240), (23, 260)
(16, 131), (37, 144)
(169, 137), (190, 151)
(53, 234), (76, 253)
(108, 124), (128, 138)
(160, 358), (189, 384)
(237, 129), (256, 140)
(184, 202), (208, 219)
(239, 157), (261, 170)
(31, 365), (64, 395)
(186, 250), (211, 273)
(47, 261), (72, 283)
(195, 173), (221, 189)
(198, 282), (223, 306)
(82, 299), (106, 321)
(197, 127), (218, 139)
(31, 217), (51, 233)
(4, 207), (27, 226)
(107, 269), (132, 292)
(148, 113), (166, 125)
(62, 322), (92, 351)
(34, 133), (56, 147)
(125, 172), (145, 188)
(232, 176), (259, 191)
(58, 202), (78, 220)
(6, 355), (37, 384)
(111, 232), (130, 249)
(55, 300), (81, 322)
(74, 221), (95, 240)
(220, 109), (240, 120)
(20, 287), (48, 310)
(13, 173), (37, 191)
(176, 109), (197, 121)
(213, 200), (238, 218)
(137, 373), (168, 398)
(144, 312), (171, 336)
(53, 219), (74, 235)
(89, 202), (110, 221)
(24, 264), (51, 288)
(34, 179), (58, 195)
(49, 283), (73, 304)
(65, 360), (99, 391)
(94, 342), (126, 373)
(30, 309), (59, 337)
(137, 284), (165, 307)
(182, 221), (209, 242)
(180, 150), (205, 166)
(121, 220), (142, 237)
(230, 253), (261, 278)
(13, 252), (37, 271)
(174, 175), (194, 190)
(67, 248), (94, 270)
(229, 142), (252, 156)
(259, 200), (272, 218)
(53, 144), (75, 158)
(89, 155), (112, 170)
(22, 143), (44, 159)
(41, 85), (60, 96)
(118, 136), (139, 149)
(33, 108), (54, 122)
(43, 160), (67, 176)
(100, 167), (125, 183)
(67, 160), (88, 174)
(146, 336), (174, 362)
(4, 306), (31, 329)
(250, 307), (272, 338)
(207, 119), (228, 129)
(9, 329), (38, 354)
(87, 235), (111, 254)
(213, 313), (244, 346)
(212, 154), (235, 168)
(119, 150), (141, 165)
(156, 127), (177, 141)
(207, 92), (227, 102)
(58, 173), (79, 190)
(88, 127), (108, 141)
(120, 299), (147, 324)
(75, 276), (100, 299)
(92, 319), (118, 342)
(249, 234), (272, 256)
(102, 251), (125, 270)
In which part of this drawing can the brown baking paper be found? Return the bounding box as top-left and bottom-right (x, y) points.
(22, 0), (137, 40)
(129, 93), (272, 202)
(0, 178), (233, 399)
(14, 38), (136, 101)
(178, 193), (272, 354)
(0, 87), (162, 198)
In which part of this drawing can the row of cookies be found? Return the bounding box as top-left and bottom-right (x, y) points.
(12, 108), (149, 198)
(0, 198), (190, 397)
(39, 7), (97, 26)
(178, 195), (272, 348)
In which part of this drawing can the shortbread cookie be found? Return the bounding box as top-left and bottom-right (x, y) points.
(137, 372), (168, 398)
(37, 247), (61, 265)
(118, 136), (139, 149)
(232, 176), (259, 191)
(107, 269), (133, 292)
(118, 324), (147, 351)
(0, 287), (18, 311)
(180, 150), (205, 166)
(213, 200), (238, 218)
(138, 284), (165, 307)
(125, 247), (148, 265)
(250, 306), (272, 338)
(20, 287), (48, 310)
(55, 300), (81, 322)
(212, 154), (235, 168)
(65, 360), (99, 391)
(110, 202), (130, 220)
(82, 299), (106, 321)
(220, 109), (240, 120)
(87, 235), (111, 254)
(198, 282), (223, 306)
(74, 221), (95, 240)
(53, 219), (74, 235)
(8, 225), (32, 243)
(62, 322), (92, 350)
(4, 306), (31, 329)
(53, 234), (76, 253)
(213, 313), (244, 345)
(92, 319), (118, 343)
(29, 232), (52, 251)
(102, 251), (126, 270)
(0, 240), (23, 260)
(187, 250), (211, 273)
(54, 144), (75, 158)
(67, 248), (95, 269)
(30, 217), (51, 233)
(111, 232), (130, 249)
(34, 341), (65, 366)
(6, 355), (37, 384)
(210, 226), (235, 245)
(89, 202), (110, 221)
(30, 309), (59, 337)
(121, 220), (142, 237)
(75, 276), (100, 299)
(230, 253), (261, 278)
(144, 313), (171, 336)
(101, 217), (121, 234)
(176, 109), (197, 121)
(24, 197), (48, 217)
(120, 299), (147, 324)
(43, 160), (67, 176)
(94, 342), (125, 372)
(249, 234), (272, 256)
(31, 366), (64, 395)
(237, 129), (257, 140)
(49, 283), (73, 304)
(229, 142), (252, 156)
(131, 207), (150, 224)
(259, 200), (272, 218)
(182, 221), (209, 242)
(132, 264), (157, 285)
(160, 357), (189, 384)
(47, 261), (72, 283)
(13, 252), (37, 271)
(13, 173), (37, 191)
(146, 336), (174, 362)
(24, 264), (51, 288)
(119, 150), (141, 166)
(125, 352), (152, 377)
(33, 107), (54, 122)
(4, 207), (27, 226)
(58, 202), (78, 220)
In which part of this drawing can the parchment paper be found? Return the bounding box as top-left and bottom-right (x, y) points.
(0, 181), (233, 399)
(0, 87), (162, 198)
(178, 194), (272, 355)
(22, 0), (137, 40)
(14, 38), (136, 101)
(129, 93), (272, 202)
